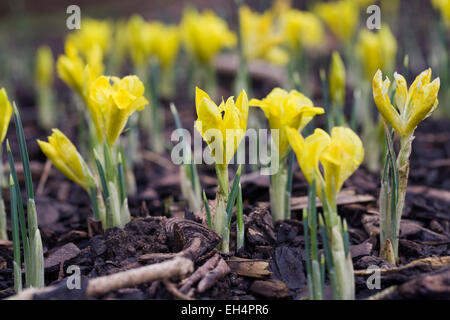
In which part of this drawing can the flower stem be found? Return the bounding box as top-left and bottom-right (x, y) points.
(270, 157), (288, 221)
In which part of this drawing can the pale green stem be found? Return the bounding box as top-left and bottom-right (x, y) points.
(270, 156), (288, 221)
(214, 165), (229, 253)
(393, 136), (412, 259)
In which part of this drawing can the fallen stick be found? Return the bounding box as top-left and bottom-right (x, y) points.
(7, 256), (193, 300)
(86, 256), (193, 296)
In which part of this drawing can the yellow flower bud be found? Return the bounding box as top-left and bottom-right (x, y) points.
(88, 75), (148, 145)
(181, 8), (236, 64)
(35, 46), (54, 88)
(373, 69), (440, 138)
(329, 51), (346, 105)
(0, 88), (13, 143)
(37, 129), (95, 191)
(194, 87), (248, 165)
(286, 126), (364, 204)
(250, 88), (324, 159)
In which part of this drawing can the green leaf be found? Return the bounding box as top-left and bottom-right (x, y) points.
(226, 165), (242, 226)
(236, 183), (244, 250)
(203, 191), (213, 229)
(12, 103), (34, 200)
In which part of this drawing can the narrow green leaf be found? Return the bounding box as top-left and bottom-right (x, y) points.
(9, 175), (22, 293)
(226, 165), (242, 226)
(302, 208), (313, 299)
(12, 102), (34, 200)
(236, 183), (244, 250)
(203, 191), (213, 229)
(117, 152), (127, 204)
(7, 141), (30, 277)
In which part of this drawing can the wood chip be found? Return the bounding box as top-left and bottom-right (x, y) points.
(227, 257), (271, 279)
(355, 256), (450, 275)
(44, 242), (81, 269)
(250, 280), (290, 298)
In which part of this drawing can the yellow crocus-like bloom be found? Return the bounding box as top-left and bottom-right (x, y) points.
(126, 15), (154, 67)
(149, 22), (180, 70)
(329, 51), (346, 105)
(315, 0), (359, 43)
(281, 9), (324, 51)
(181, 8), (236, 64)
(249, 88), (324, 159)
(286, 126), (364, 203)
(88, 75), (148, 145)
(57, 41), (103, 98)
(67, 18), (112, 58)
(37, 129), (95, 191)
(373, 69), (440, 138)
(0, 88), (12, 143)
(194, 87), (248, 165)
(356, 24), (397, 80)
(432, 0), (450, 26)
(239, 6), (288, 66)
(35, 46), (54, 88)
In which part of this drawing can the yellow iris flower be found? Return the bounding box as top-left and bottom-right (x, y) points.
(194, 87), (248, 165)
(35, 46), (54, 88)
(126, 15), (154, 67)
(249, 88), (324, 159)
(57, 40), (103, 98)
(0, 88), (12, 143)
(88, 75), (149, 145)
(315, 0), (359, 43)
(37, 129), (95, 191)
(239, 5), (289, 66)
(181, 8), (236, 64)
(67, 18), (112, 58)
(150, 22), (180, 70)
(356, 24), (397, 80)
(286, 126), (364, 204)
(373, 69), (440, 138)
(281, 9), (324, 51)
(329, 51), (346, 105)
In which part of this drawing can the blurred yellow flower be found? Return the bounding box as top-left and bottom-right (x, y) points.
(35, 46), (54, 88)
(0, 88), (12, 143)
(329, 51), (346, 105)
(249, 88), (324, 159)
(373, 69), (440, 137)
(126, 15), (154, 67)
(286, 126), (364, 203)
(67, 18), (112, 58)
(181, 8), (236, 64)
(432, 0), (450, 26)
(315, 0), (359, 43)
(194, 87), (248, 165)
(88, 75), (148, 145)
(149, 22), (180, 69)
(57, 41), (103, 98)
(37, 129), (95, 191)
(239, 5), (288, 65)
(356, 24), (397, 80)
(281, 9), (324, 51)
